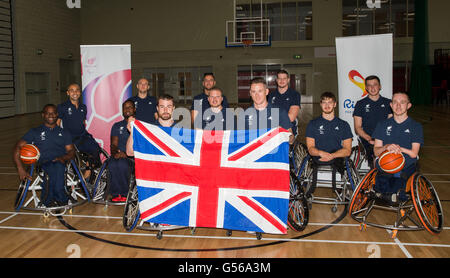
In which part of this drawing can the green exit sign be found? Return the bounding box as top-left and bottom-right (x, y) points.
(293, 54), (302, 59)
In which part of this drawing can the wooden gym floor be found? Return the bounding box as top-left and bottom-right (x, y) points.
(0, 103), (449, 259)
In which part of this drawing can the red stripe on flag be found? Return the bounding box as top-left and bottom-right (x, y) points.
(238, 195), (287, 234)
(228, 128), (282, 161)
(134, 120), (180, 157)
(140, 191), (192, 220)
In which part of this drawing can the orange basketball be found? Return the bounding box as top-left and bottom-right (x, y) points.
(20, 144), (40, 164)
(378, 150), (405, 174)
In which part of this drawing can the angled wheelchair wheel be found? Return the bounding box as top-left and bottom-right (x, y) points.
(349, 169), (377, 216)
(287, 170), (309, 232)
(65, 161), (91, 203)
(123, 172), (140, 232)
(91, 161), (110, 203)
(290, 141), (308, 175)
(410, 173), (444, 235)
(14, 164), (49, 210)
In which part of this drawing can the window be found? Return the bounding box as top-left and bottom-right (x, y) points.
(342, 0), (414, 37)
(235, 1), (313, 42)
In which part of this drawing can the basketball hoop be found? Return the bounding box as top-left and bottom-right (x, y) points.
(242, 39), (253, 55)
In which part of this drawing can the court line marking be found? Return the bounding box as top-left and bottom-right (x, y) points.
(1, 211), (449, 230)
(0, 224), (449, 249)
(0, 213), (17, 224)
(386, 229), (413, 258)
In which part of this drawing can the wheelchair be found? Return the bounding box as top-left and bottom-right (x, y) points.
(72, 144), (110, 189)
(350, 137), (372, 178)
(91, 157), (133, 206)
(287, 139), (309, 232)
(122, 163), (195, 239)
(349, 167), (444, 238)
(291, 142), (360, 213)
(14, 160), (91, 217)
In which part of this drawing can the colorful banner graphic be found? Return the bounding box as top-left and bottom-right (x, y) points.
(335, 34), (393, 143)
(80, 45), (132, 154)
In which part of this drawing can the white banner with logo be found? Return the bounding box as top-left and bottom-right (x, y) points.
(80, 44), (132, 154)
(336, 34), (393, 143)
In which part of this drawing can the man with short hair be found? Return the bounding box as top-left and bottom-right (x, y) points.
(305, 92), (353, 163)
(126, 94), (177, 157)
(57, 83), (101, 174)
(268, 69), (301, 137)
(155, 94), (177, 127)
(127, 77), (158, 124)
(191, 73), (229, 128)
(243, 77), (293, 143)
(108, 100), (136, 202)
(372, 92), (423, 203)
(13, 104), (74, 207)
(353, 75), (392, 167)
(202, 86), (228, 130)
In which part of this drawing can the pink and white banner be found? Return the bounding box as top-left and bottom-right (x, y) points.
(80, 44), (132, 154)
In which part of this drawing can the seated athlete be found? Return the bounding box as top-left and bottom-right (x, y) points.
(353, 75), (392, 168)
(202, 86), (228, 130)
(268, 69), (301, 137)
(57, 83), (101, 172)
(305, 92), (353, 169)
(108, 100), (136, 202)
(126, 94), (177, 157)
(191, 73), (229, 129)
(13, 104), (74, 207)
(241, 77), (293, 143)
(372, 91), (423, 203)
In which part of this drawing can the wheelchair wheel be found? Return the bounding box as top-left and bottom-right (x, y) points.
(349, 169), (377, 215)
(410, 173), (444, 235)
(91, 161), (110, 202)
(123, 172), (140, 232)
(14, 179), (28, 210)
(65, 161), (91, 203)
(287, 171), (309, 232)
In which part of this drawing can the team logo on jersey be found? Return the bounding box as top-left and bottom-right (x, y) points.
(68, 107), (72, 115)
(119, 126), (125, 134)
(335, 126), (339, 130)
(404, 129), (410, 133)
(386, 126), (392, 136)
(40, 131), (46, 141)
(319, 125), (324, 135)
(365, 104), (370, 112)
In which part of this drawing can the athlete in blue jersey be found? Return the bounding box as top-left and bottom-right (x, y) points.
(202, 87), (229, 130)
(372, 92), (423, 203)
(268, 70), (301, 137)
(126, 94), (177, 157)
(127, 77), (158, 124)
(353, 75), (392, 167)
(13, 104), (75, 206)
(305, 92), (353, 164)
(191, 73), (229, 128)
(242, 77), (293, 144)
(108, 100), (136, 202)
(57, 83), (101, 175)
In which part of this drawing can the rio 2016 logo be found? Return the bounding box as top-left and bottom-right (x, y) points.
(66, 0), (81, 9)
(344, 70), (367, 111)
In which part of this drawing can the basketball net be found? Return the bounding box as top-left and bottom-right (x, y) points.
(242, 39), (253, 55)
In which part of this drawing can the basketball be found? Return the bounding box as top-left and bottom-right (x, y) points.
(378, 150), (405, 174)
(20, 144), (40, 164)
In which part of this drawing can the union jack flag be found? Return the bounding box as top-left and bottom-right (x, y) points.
(132, 120), (290, 234)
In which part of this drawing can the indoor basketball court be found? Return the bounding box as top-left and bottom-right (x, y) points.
(0, 0), (449, 263)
